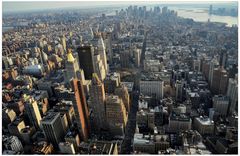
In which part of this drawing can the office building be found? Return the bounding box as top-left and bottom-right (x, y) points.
(64, 50), (80, 84)
(97, 36), (108, 73)
(212, 95), (229, 116)
(25, 98), (42, 130)
(3, 135), (23, 152)
(140, 80), (164, 99)
(106, 95), (128, 136)
(168, 114), (192, 133)
(227, 78), (238, 115)
(89, 73), (107, 131)
(77, 45), (95, 80)
(41, 112), (65, 147)
(104, 72), (121, 93)
(71, 79), (90, 141)
(114, 84), (130, 112)
(194, 116), (214, 135)
(134, 49), (141, 68)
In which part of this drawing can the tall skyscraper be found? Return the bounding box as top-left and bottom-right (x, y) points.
(208, 58), (219, 88)
(175, 80), (183, 102)
(89, 73), (107, 131)
(97, 36), (108, 73)
(105, 32), (113, 64)
(212, 95), (229, 116)
(25, 98), (42, 130)
(211, 67), (229, 95)
(227, 78), (238, 115)
(71, 79), (90, 141)
(77, 45), (95, 80)
(64, 49), (80, 84)
(41, 112), (65, 147)
(134, 49), (141, 68)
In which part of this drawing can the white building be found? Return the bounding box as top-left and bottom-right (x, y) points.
(140, 80), (164, 99)
(194, 117), (214, 135)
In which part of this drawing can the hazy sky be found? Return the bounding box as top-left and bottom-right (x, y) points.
(3, 1), (237, 13)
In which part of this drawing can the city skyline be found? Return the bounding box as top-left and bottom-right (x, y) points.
(3, 1), (237, 13)
(2, 1), (238, 155)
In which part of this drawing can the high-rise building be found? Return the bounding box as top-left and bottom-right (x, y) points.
(3, 135), (23, 152)
(97, 36), (108, 73)
(120, 51), (130, 68)
(89, 73), (107, 131)
(105, 32), (113, 64)
(104, 72), (121, 93)
(64, 49), (80, 84)
(71, 79), (90, 141)
(105, 95), (128, 136)
(175, 80), (183, 102)
(41, 112), (65, 147)
(77, 45), (95, 80)
(212, 95), (229, 116)
(227, 78), (238, 115)
(211, 67), (229, 95)
(93, 52), (106, 81)
(115, 84), (130, 112)
(134, 49), (141, 68)
(25, 98), (42, 130)
(208, 58), (219, 87)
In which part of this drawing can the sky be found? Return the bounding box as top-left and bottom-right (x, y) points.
(2, 1), (238, 13)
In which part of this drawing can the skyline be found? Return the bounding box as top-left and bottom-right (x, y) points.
(3, 1), (237, 13)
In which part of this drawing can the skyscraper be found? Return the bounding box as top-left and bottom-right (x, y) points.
(77, 45), (95, 80)
(41, 112), (65, 147)
(212, 95), (229, 116)
(227, 78), (238, 115)
(97, 36), (108, 73)
(25, 98), (42, 130)
(64, 49), (80, 84)
(89, 73), (107, 131)
(71, 79), (90, 141)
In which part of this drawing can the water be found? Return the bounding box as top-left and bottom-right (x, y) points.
(171, 7), (238, 27)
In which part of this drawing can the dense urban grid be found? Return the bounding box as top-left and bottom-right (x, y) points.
(2, 4), (238, 155)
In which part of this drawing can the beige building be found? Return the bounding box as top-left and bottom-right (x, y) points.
(106, 95), (128, 136)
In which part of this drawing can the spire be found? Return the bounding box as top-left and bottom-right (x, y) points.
(67, 49), (75, 62)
